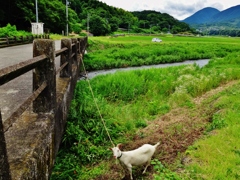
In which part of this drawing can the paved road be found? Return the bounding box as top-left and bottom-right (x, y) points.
(0, 41), (61, 122)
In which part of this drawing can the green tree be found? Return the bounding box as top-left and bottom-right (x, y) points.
(171, 26), (181, 34)
(89, 14), (110, 36)
(71, 23), (82, 34)
(0, 0), (195, 35)
(162, 27), (168, 33)
(0, 0), (80, 34)
(109, 16), (119, 32)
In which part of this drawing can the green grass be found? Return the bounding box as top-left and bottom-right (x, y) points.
(49, 33), (66, 40)
(49, 33), (84, 40)
(183, 83), (240, 180)
(51, 36), (240, 180)
(85, 36), (240, 70)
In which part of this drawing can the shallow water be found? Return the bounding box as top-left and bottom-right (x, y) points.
(82, 59), (210, 79)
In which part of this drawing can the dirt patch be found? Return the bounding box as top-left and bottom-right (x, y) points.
(95, 80), (239, 180)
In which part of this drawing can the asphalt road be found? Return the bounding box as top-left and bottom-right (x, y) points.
(0, 41), (61, 122)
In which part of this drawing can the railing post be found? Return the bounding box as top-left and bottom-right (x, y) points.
(6, 36), (9, 46)
(13, 36), (16, 44)
(33, 39), (56, 113)
(0, 110), (11, 180)
(60, 39), (72, 77)
(79, 38), (83, 54)
(71, 38), (78, 64)
(81, 37), (88, 54)
(77, 38), (81, 54)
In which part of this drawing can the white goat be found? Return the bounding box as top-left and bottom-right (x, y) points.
(110, 142), (160, 180)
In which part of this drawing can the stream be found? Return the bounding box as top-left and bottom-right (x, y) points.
(82, 59), (210, 79)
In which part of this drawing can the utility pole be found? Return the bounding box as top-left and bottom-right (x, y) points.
(35, 0), (38, 23)
(66, 0), (69, 36)
(87, 13), (90, 36)
(128, 23), (130, 34)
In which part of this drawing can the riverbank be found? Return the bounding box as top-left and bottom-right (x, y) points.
(82, 59), (210, 79)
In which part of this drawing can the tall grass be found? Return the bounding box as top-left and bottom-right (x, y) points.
(51, 49), (240, 179)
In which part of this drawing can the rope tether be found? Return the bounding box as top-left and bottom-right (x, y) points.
(80, 58), (115, 147)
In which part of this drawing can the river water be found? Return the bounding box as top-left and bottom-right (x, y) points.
(83, 59), (210, 79)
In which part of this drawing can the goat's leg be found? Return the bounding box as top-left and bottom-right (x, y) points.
(126, 164), (133, 180)
(142, 160), (150, 174)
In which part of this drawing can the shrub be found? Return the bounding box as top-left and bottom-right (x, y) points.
(0, 23), (32, 37)
(71, 23), (82, 34)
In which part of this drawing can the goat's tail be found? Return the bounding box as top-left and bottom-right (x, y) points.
(154, 142), (160, 148)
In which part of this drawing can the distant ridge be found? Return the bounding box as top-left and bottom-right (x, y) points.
(209, 5), (240, 23)
(182, 5), (240, 28)
(183, 7), (220, 24)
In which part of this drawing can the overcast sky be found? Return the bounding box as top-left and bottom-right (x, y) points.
(99, 0), (240, 20)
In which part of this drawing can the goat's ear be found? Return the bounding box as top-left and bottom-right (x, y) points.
(117, 144), (122, 149)
(109, 148), (112, 151)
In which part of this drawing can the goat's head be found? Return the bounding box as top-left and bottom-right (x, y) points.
(109, 144), (122, 159)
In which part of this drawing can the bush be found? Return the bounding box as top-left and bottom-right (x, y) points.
(0, 24), (17, 37)
(71, 23), (82, 34)
(0, 24), (31, 37)
(0, 23), (32, 37)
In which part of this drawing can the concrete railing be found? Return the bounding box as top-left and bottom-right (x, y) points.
(0, 37), (88, 179)
(0, 34), (50, 48)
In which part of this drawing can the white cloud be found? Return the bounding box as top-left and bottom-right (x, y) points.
(162, 0), (208, 20)
(210, 3), (224, 10)
(100, 0), (240, 20)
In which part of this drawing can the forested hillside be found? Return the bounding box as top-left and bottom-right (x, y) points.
(0, 0), (193, 35)
(133, 10), (192, 34)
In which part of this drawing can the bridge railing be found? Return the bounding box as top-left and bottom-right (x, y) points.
(0, 34), (50, 48)
(0, 37), (87, 179)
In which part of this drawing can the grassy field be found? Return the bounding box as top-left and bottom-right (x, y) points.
(84, 35), (240, 71)
(51, 35), (240, 180)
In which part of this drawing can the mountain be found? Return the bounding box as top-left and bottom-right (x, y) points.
(209, 5), (240, 23)
(183, 5), (240, 28)
(183, 7), (220, 24)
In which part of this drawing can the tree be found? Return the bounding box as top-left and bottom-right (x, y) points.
(0, 0), (32, 29)
(89, 14), (110, 36)
(109, 16), (119, 32)
(162, 27), (168, 33)
(0, 0), (195, 35)
(0, 0), (80, 34)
